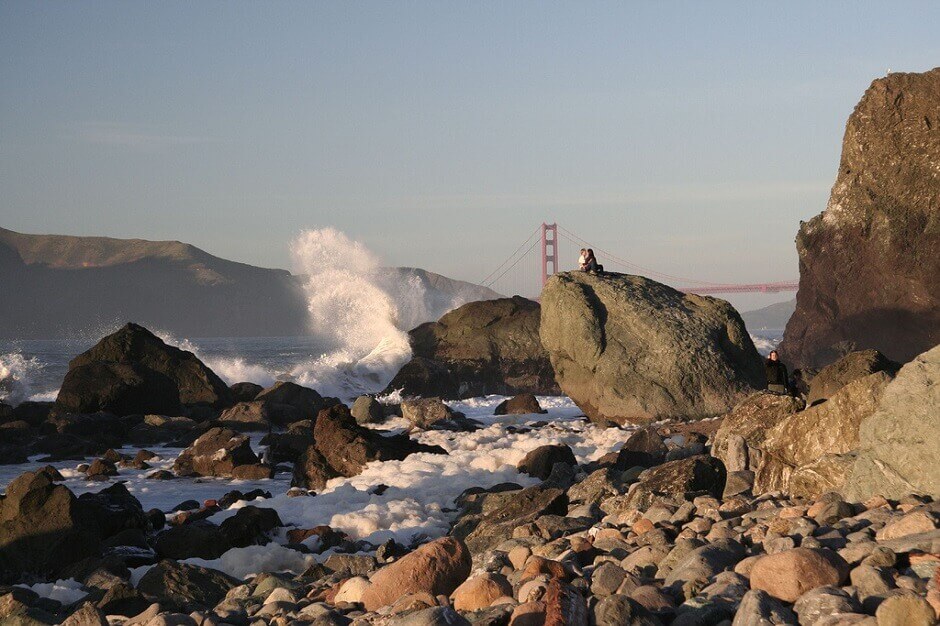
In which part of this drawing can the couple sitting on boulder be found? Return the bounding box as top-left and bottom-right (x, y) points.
(578, 248), (603, 274)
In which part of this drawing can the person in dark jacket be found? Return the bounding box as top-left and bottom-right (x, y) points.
(765, 350), (789, 394)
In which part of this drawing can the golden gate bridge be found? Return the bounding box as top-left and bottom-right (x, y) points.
(479, 223), (798, 297)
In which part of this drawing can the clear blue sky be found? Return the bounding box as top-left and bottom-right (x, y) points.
(2, 2), (938, 306)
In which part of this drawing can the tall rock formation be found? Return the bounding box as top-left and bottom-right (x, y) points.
(540, 272), (764, 425)
(780, 68), (940, 367)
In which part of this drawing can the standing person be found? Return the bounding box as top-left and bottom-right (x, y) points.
(765, 350), (789, 394)
(578, 248), (589, 271)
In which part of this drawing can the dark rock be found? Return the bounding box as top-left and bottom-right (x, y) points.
(383, 356), (459, 399)
(229, 382), (263, 403)
(517, 444), (577, 481)
(85, 458), (117, 478)
(254, 381), (324, 420)
(216, 401), (279, 431)
(219, 506), (281, 548)
(616, 428), (668, 468)
(540, 272), (764, 425)
(780, 68), (940, 367)
(312, 404), (446, 479)
(0, 470), (144, 576)
(217, 488), (271, 510)
(451, 484), (568, 556)
(172, 427), (259, 477)
(0, 445), (28, 465)
(622, 455), (727, 510)
(53, 361), (182, 417)
(261, 428), (315, 464)
(807, 349), (900, 405)
(662, 540), (747, 589)
(11, 401), (53, 426)
(136, 559), (240, 612)
(96, 582), (150, 617)
(229, 463), (274, 480)
(66, 323), (233, 408)
(60, 602), (108, 626)
(493, 394), (546, 415)
(154, 522), (232, 560)
(387, 297), (560, 399)
(291, 443), (340, 491)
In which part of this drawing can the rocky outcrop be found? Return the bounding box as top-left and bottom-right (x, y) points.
(291, 404), (446, 490)
(386, 297), (559, 399)
(780, 68), (940, 367)
(62, 323), (233, 410)
(806, 349), (899, 406)
(715, 372), (891, 497)
(845, 344), (940, 501)
(53, 361), (182, 417)
(540, 272), (764, 425)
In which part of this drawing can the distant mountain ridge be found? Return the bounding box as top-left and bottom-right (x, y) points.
(0, 227), (500, 339)
(740, 298), (796, 331)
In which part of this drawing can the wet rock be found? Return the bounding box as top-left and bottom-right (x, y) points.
(351, 395), (384, 424)
(749, 548), (850, 602)
(60, 602), (108, 626)
(217, 401), (287, 431)
(66, 323), (233, 409)
(540, 271), (763, 425)
(361, 537), (472, 611)
(401, 398), (459, 430)
(218, 505), (282, 548)
(154, 522), (232, 560)
(253, 381), (325, 419)
(494, 394), (546, 416)
(54, 361), (182, 418)
(172, 427), (259, 478)
(389, 296), (558, 399)
(517, 445), (577, 481)
(229, 381), (263, 403)
(136, 560), (240, 612)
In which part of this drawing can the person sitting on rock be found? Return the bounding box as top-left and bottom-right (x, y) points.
(578, 248), (589, 271)
(585, 249), (603, 274)
(765, 350), (790, 394)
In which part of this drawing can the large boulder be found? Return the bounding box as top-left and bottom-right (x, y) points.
(172, 427), (262, 478)
(779, 69), (940, 367)
(63, 323), (233, 409)
(386, 296), (559, 399)
(53, 361), (182, 417)
(752, 372), (892, 496)
(749, 548), (850, 602)
(361, 537), (472, 611)
(807, 349), (900, 406)
(0, 470), (147, 578)
(845, 344), (940, 501)
(539, 272), (764, 425)
(291, 404), (446, 490)
(254, 381), (325, 419)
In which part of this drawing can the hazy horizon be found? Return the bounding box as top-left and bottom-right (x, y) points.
(3, 2), (940, 309)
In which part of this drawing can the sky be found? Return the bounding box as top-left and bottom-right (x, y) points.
(2, 2), (939, 309)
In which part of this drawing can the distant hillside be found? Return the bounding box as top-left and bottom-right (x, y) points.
(741, 298), (796, 331)
(0, 228), (500, 339)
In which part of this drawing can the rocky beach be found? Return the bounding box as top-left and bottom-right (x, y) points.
(1, 26), (939, 626)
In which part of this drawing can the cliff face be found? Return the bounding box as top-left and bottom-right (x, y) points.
(779, 68), (940, 367)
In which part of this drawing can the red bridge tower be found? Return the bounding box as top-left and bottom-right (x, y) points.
(541, 222), (558, 287)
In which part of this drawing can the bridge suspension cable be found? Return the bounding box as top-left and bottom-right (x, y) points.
(479, 224), (542, 288)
